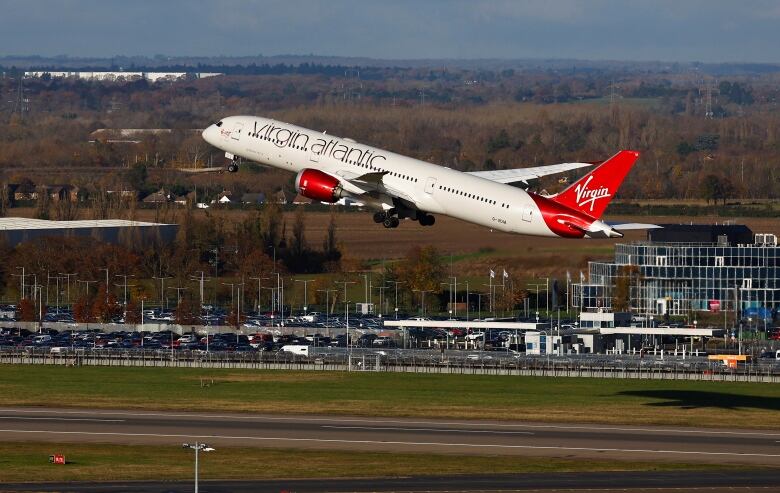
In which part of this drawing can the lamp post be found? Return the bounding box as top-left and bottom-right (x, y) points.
(334, 280), (356, 350)
(387, 281), (405, 319)
(295, 279), (314, 315)
(412, 289), (432, 317)
(182, 442), (214, 493)
(441, 282), (453, 319)
(317, 289), (336, 329)
(374, 285), (388, 317)
(153, 275), (172, 309)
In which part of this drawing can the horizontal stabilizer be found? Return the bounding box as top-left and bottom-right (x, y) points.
(607, 222), (663, 231)
(178, 167), (225, 174)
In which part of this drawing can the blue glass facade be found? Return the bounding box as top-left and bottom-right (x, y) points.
(574, 235), (780, 319)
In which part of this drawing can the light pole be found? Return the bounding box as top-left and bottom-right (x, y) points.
(387, 281), (405, 319)
(114, 274), (135, 313)
(13, 267), (28, 301)
(374, 285), (388, 317)
(249, 276), (264, 315)
(317, 289), (336, 328)
(412, 289), (432, 317)
(191, 271), (210, 313)
(295, 279), (314, 315)
(334, 280), (355, 350)
(441, 282), (452, 319)
(59, 272), (77, 309)
(182, 442), (214, 493)
(99, 268), (109, 301)
(153, 275), (172, 309)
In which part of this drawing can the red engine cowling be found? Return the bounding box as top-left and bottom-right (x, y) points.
(294, 169), (343, 203)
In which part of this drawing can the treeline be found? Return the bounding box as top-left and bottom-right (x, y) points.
(1, 70), (779, 200)
(2, 205), (343, 314)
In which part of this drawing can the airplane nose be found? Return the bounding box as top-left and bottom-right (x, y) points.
(202, 125), (216, 145)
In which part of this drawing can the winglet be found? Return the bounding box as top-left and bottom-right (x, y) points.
(550, 150), (640, 219)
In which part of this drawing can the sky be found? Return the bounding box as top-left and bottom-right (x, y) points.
(1, 0), (780, 63)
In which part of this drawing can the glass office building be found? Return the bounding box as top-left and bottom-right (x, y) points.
(573, 225), (779, 320)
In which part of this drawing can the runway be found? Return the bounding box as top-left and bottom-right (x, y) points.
(0, 407), (779, 466)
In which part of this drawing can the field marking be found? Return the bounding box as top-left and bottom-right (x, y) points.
(0, 416), (124, 423)
(0, 429), (778, 459)
(322, 425), (534, 435)
(0, 408), (778, 438)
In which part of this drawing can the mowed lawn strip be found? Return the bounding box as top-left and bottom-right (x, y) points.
(0, 366), (778, 428)
(0, 442), (740, 483)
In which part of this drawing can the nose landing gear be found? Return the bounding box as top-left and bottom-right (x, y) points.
(227, 161), (239, 173)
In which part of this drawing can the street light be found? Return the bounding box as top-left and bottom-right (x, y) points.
(387, 281), (405, 319)
(334, 280), (356, 351)
(182, 442), (214, 493)
(412, 289), (432, 317)
(317, 289), (336, 328)
(295, 279), (314, 314)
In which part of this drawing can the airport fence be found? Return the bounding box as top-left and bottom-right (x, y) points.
(1, 348), (779, 383)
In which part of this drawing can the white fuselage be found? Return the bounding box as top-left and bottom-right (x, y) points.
(202, 116), (556, 236)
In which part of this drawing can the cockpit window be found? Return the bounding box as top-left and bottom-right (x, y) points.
(215, 121), (223, 127)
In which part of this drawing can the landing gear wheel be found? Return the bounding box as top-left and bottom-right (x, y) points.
(383, 217), (395, 229)
(373, 212), (387, 223)
(227, 162), (239, 173)
(390, 216), (400, 228)
(419, 214), (435, 226)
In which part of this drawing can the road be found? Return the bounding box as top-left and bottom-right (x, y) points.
(2, 471), (780, 493)
(0, 407), (779, 466)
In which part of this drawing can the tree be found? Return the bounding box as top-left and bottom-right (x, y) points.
(73, 294), (94, 323)
(18, 298), (36, 322)
(700, 174), (721, 205)
(174, 297), (199, 325)
(393, 245), (445, 294)
(612, 265), (640, 312)
(91, 284), (121, 323)
(125, 299), (141, 324)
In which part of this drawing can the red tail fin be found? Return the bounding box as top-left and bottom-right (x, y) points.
(550, 150), (640, 219)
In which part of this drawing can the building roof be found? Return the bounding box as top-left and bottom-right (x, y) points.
(0, 218), (170, 231)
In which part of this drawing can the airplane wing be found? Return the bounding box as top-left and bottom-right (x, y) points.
(333, 169), (418, 204)
(466, 162), (594, 184)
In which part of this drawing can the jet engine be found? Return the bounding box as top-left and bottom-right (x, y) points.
(294, 169), (344, 203)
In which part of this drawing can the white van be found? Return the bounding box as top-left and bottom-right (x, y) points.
(281, 345), (310, 356)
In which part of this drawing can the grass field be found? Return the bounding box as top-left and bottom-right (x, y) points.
(0, 442), (732, 483)
(1, 366), (778, 428)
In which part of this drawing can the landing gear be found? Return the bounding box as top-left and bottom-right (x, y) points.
(383, 216), (400, 229)
(418, 213), (435, 227)
(227, 162), (239, 173)
(373, 212), (386, 223)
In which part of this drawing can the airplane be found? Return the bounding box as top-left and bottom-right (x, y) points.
(201, 115), (654, 239)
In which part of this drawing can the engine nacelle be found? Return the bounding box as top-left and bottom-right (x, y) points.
(294, 169), (344, 203)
